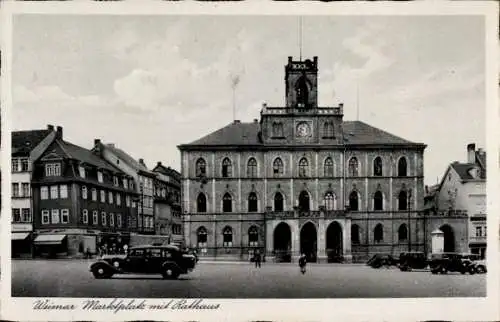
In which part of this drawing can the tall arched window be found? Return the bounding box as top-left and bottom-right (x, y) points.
(222, 158), (232, 178)
(295, 76), (309, 107)
(324, 157), (334, 177)
(197, 193), (207, 213)
(324, 192), (336, 210)
(247, 158), (258, 178)
(374, 224), (384, 243)
(272, 122), (284, 137)
(373, 191), (383, 211)
(351, 224), (360, 244)
(398, 157), (408, 177)
(298, 158), (309, 178)
(323, 122), (334, 138)
(197, 227), (208, 249)
(398, 190), (408, 211)
(196, 158), (206, 177)
(273, 158), (284, 177)
(223, 226), (233, 247)
(349, 191), (359, 211)
(248, 226), (259, 246)
(223, 193), (232, 212)
(373, 157), (383, 176)
(398, 224), (408, 241)
(348, 157), (359, 177)
(274, 192), (284, 212)
(248, 192), (258, 212)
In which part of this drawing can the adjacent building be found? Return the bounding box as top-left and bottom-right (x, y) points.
(434, 143), (487, 258)
(11, 125), (55, 257)
(31, 127), (139, 257)
(178, 55), (468, 263)
(152, 162), (183, 245)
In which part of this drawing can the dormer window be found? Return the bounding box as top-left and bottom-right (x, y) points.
(97, 171), (103, 183)
(45, 163), (61, 177)
(79, 166), (86, 178)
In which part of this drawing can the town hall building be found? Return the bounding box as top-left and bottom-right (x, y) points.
(178, 56), (468, 263)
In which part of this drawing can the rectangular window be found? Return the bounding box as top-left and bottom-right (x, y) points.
(12, 183), (19, 197)
(21, 158), (29, 172)
(61, 209), (69, 224)
(41, 186), (49, 200)
(92, 188), (97, 201)
(100, 190), (106, 203)
(82, 209), (88, 224)
(92, 211), (98, 225)
(123, 178), (128, 189)
(97, 171), (103, 183)
(59, 185), (68, 199)
(82, 186), (88, 199)
(21, 183), (30, 197)
(41, 210), (50, 224)
(22, 208), (31, 222)
(45, 163), (61, 176)
(50, 186), (59, 199)
(476, 226), (483, 237)
(113, 176), (118, 186)
(117, 214), (122, 227)
(132, 201), (137, 208)
(116, 193), (121, 206)
(126, 195), (131, 207)
(11, 158), (20, 172)
(109, 213), (115, 227)
(109, 191), (114, 204)
(51, 209), (60, 224)
(79, 166), (86, 178)
(12, 208), (21, 222)
(101, 212), (107, 226)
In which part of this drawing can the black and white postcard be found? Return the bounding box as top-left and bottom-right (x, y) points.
(1, 1), (498, 321)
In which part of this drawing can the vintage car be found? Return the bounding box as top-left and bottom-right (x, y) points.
(366, 253), (398, 269)
(461, 254), (487, 274)
(429, 252), (476, 275)
(398, 251), (428, 271)
(89, 245), (197, 279)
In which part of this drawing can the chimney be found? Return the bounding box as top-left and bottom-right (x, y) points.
(157, 161), (162, 167)
(234, 120), (240, 124)
(94, 139), (101, 146)
(425, 185), (429, 194)
(139, 158), (145, 165)
(313, 56), (318, 65)
(56, 126), (63, 139)
(467, 143), (476, 164)
(253, 119), (258, 123)
(262, 102), (267, 108)
(47, 124), (54, 131)
(288, 56), (292, 64)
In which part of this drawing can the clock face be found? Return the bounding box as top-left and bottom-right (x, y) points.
(296, 122), (311, 137)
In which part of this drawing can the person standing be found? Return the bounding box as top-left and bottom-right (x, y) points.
(299, 253), (307, 274)
(254, 250), (262, 268)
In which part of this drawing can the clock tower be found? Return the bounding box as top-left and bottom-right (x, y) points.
(260, 56), (344, 145)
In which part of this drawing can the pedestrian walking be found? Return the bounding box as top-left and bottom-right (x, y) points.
(254, 250), (262, 268)
(123, 244), (128, 254)
(299, 253), (307, 274)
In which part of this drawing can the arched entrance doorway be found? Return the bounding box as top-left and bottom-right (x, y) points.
(326, 221), (343, 263)
(273, 222), (292, 262)
(440, 224), (455, 252)
(300, 222), (317, 262)
(298, 190), (310, 212)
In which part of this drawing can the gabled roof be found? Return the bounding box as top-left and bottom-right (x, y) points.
(103, 144), (155, 176)
(12, 129), (52, 155)
(152, 163), (181, 178)
(56, 140), (121, 173)
(450, 162), (485, 181)
(180, 120), (422, 148)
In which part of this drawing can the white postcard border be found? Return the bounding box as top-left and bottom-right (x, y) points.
(1, 1), (499, 321)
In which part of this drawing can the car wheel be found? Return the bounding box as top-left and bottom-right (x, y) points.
(92, 266), (112, 279)
(162, 267), (179, 279)
(440, 266), (447, 274)
(469, 267), (476, 275)
(476, 265), (486, 274)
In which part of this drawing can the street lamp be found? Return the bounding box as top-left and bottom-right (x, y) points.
(408, 188), (412, 252)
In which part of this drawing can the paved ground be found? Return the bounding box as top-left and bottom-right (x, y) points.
(12, 259), (485, 298)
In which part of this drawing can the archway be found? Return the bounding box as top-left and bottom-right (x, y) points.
(440, 224), (455, 252)
(298, 190), (310, 212)
(273, 222), (292, 262)
(300, 222), (317, 262)
(326, 221), (343, 263)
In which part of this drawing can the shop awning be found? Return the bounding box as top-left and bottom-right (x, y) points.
(34, 234), (67, 245)
(11, 232), (30, 241)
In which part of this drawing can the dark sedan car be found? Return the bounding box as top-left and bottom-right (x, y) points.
(90, 245), (197, 279)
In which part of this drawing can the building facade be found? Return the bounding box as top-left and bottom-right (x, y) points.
(11, 125), (55, 257)
(152, 162), (183, 245)
(434, 143), (487, 258)
(92, 141), (156, 235)
(179, 56), (468, 263)
(31, 127), (139, 257)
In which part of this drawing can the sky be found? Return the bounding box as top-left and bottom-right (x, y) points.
(11, 14), (486, 186)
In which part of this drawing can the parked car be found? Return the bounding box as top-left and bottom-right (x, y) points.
(399, 251), (428, 271)
(89, 245), (197, 279)
(429, 253), (476, 275)
(472, 259), (487, 273)
(366, 254), (398, 268)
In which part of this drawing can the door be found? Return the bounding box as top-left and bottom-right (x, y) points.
(146, 248), (164, 273)
(124, 248), (147, 273)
